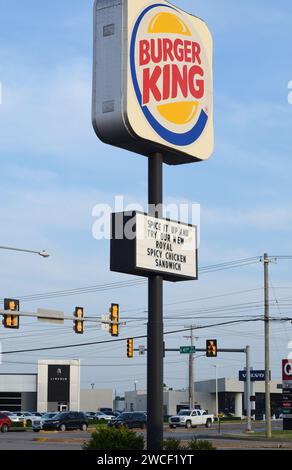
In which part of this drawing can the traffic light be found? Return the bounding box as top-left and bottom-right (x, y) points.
(206, 339), (217, 357)
(3, 298), (20, 329)
(110, 303), (119, 337)
(74, 307), (84, 334)
(127, 338), (134, 358)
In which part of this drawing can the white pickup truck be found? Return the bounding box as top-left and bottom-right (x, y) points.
(169, 409), (214, 429)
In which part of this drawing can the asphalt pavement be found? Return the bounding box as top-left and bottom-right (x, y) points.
(0, 420), (286, 451)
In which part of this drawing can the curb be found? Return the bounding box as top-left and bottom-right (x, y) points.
(192, 433), (292, 443)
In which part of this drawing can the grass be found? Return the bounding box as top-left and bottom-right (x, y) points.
(251, 431), (292, 440)
(224, 430), (292, 441)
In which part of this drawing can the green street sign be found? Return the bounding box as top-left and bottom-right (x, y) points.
(180, 346), (196, 354)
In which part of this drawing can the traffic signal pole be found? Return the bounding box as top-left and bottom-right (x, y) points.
(189, 327), (195, 409)
(184, 325), (196, 409)
(147, 153), (164, 450)
(138, 344), (252, 433)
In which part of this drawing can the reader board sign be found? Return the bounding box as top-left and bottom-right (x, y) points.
(283, 360), (292, 419)
(110, 212), (197, 282)
(92, 0), (213, 165)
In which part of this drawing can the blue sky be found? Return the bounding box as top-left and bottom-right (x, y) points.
(0, 0), (292, 395)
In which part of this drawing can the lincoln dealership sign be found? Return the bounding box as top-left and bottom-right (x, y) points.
(92, 0), (213, 165)
(47, 365), (70, 403)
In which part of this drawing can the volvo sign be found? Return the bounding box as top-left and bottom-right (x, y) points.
(239, 370), (271, 382)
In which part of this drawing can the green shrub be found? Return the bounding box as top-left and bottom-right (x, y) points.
(97, 419), (107, 425)
(187, 439), (216, 451)
(163, 438), (182, 450)
(11, 421), (26, 428)
(83, 426), (145, 450)
(88, 419), (108, 426)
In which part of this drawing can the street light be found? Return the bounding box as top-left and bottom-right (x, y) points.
(0, 246), (50, 258)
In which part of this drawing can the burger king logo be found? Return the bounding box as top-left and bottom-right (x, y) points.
(130, 3), (211, 147)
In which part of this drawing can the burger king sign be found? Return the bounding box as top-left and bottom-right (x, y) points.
(92, 0), (213, 165)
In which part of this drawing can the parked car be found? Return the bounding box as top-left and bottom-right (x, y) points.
(4, 412), (25, 424)
(99, 407), (113, 414)
(94, 411), (113, 422)
(101, 410), (118, 419)
(108, 412), (147, 429)
(32, 413), (59, 432)
(169, 409), (214, 429)
(111, 411), (122, 418)
(0, 413), (11, 433)
(85, 412), (97, 421)
(8, 412), (40, 426)
(42, 412), (88, 432)
(23, 413), (42, 425)
(30, 412), (43, 418)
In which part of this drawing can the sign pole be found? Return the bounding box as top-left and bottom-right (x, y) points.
(147, 152), (164, 450)
(246, 345), (252, 432)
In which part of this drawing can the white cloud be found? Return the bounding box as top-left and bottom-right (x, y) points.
(0, 59), (101, 162)
(202, 204), (292, 231)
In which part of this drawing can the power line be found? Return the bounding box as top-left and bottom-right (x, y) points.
(2, 316), (291, 356)
(0, 257), (262, 304)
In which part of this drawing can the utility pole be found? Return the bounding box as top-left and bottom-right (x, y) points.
(263, 253), (272, 438)
(184, 325), (197, 409)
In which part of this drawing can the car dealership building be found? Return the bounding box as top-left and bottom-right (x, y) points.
(0, 359), (283, 417)
(124, 378), (283, 418)
(0, 360), (113, 413)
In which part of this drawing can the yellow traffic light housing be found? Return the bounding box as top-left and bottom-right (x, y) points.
(206, 339), (217, 357)
(127, 338), (134, 358)
(3, 298), (20, 329)
(110, 303), (119, 337)
(74, 307), (84, 334)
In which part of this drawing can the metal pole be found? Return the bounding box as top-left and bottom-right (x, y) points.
(264, 253), (272, 438)
(251, 381), (256, 420)
(189, 327), (195, 409)
(215, 365), (218, 419)
(147, 153), (164, 450)
(246, 345), (252, 432)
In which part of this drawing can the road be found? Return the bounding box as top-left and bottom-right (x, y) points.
(0, 420), (286, 450)
(165, 419), (283, 440)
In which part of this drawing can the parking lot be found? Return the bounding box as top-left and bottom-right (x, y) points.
(0, 420), (286, 450)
